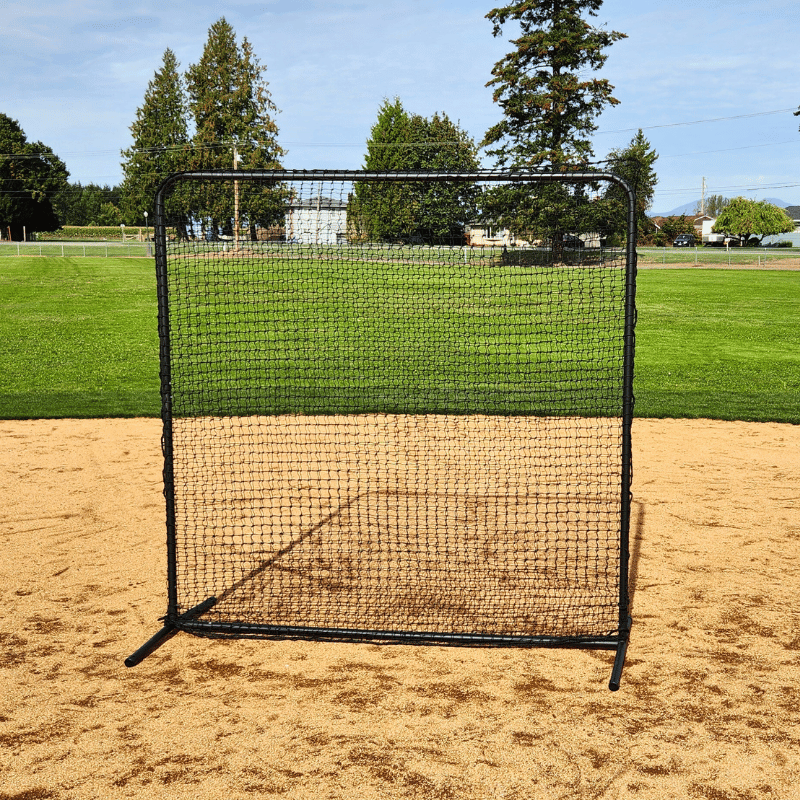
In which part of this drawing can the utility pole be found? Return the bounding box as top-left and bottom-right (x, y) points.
(701, 177), (706, 216)
(233, 144), (241, 254)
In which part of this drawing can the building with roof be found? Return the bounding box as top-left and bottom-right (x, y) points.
(761, 205), (800, 247)
(285, 195), (348, 245)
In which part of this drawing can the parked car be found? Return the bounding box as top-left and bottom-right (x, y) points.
(673, 234), (696, 247)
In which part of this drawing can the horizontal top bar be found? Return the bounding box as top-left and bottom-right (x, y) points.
(160, 168), (625, 185)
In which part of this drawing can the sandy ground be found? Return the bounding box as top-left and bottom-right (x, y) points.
(1, 417), (799, 800)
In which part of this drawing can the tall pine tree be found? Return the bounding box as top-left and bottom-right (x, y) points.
(185, 18), (284, 237)
(120, 49), (189, 230)
(600, 129), (658, 243)
(482, 0), (626, 170)
(480, 1), (626, 248)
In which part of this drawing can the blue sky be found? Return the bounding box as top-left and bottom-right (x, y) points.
(2, 0), (798, 214)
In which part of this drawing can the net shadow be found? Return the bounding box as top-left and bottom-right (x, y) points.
(189, 489), (622, 641)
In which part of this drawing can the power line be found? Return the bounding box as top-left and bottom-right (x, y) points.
(3, 106), (797, 159)
(658, 139), (800, 159)
(655, 180), (800, 198)
(594, 107), (798, 135)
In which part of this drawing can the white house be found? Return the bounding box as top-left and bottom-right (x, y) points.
(691, 214), (716, 242)
(465, 223), (534, 248)
(285, 195), (348, 245)
(465, 223), (603, 249)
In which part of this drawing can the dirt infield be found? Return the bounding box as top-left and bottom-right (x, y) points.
(167, 413), (624, 641)
(1, 417), (799, 799)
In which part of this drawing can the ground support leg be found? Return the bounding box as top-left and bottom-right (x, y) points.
(125, 596), (217, 667)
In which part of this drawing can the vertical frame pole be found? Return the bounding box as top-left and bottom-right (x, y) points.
(154, 175), (179, 623)
(610, 175), (638, 689)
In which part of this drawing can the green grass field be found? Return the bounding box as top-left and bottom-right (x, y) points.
(165, 248), (624, 418)
(1, 256), (798, 422)
(0, 258), (159, 418)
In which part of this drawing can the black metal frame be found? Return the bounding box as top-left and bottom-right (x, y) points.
(126, 169), (637, 691)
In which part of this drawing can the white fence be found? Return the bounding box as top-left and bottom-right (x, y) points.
(0, 241), (152, 257)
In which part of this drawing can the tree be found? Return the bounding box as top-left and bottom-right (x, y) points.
(185, 18), (285, 238)
(712, 197), (794, 245)
(600, 128), (658, 243)
(348, 98), (480, 243)
(96, 201), (124, 227)
(695, 194), (729, 217)
(0, 113), (69, 240)
(659, 214), (694, 245)
(120, 49), (190, 229)
(482, 0), (626, 171)
(480, 1), (625, 248)
(53, 182), (123, 226)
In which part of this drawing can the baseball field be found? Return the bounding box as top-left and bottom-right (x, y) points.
(1, 254), (798, 799)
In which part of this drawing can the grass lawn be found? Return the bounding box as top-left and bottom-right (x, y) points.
(0, 258), (159, 418)
(164, 250), (625, 417)
(0, 256), (798, 422)
(635, 269), (800, 422)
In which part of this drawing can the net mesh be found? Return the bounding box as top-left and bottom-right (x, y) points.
(157, 171), (634, 643)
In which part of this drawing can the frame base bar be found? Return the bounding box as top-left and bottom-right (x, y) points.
(179, 618), (622, 650)
(124, 596), (217, 667)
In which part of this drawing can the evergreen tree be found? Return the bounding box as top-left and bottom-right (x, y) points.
(480, 1), (625, 249)
(348, 99), (480, 243)
(482, 0), (626, 170)
(0, 113), (69, 240)
(120, 49), (190, 231)
(54, 182), (124, 226)
(185, 18), (285, 238)
(599, 129), (658, 243)
(411, 111), (482, 242)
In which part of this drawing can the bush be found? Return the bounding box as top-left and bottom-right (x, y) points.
(34, 226), (143, 241)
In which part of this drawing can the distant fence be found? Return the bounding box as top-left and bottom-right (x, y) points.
(637, 246), (799, 268)
(2, 240), (797, 267)
(0, 241), (152, 258)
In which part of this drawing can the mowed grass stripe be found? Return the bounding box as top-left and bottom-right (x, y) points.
(0, 257), (798, 422)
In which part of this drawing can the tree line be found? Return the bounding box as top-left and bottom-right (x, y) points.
(3, 3), (797, 244)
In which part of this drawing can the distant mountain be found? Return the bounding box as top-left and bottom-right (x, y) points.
(653, 197), (793, 217)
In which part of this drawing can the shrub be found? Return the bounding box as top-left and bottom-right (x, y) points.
(34, 226), (143, 241)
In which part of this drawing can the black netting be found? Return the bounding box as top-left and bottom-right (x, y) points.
(155, 171), (635, 646)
